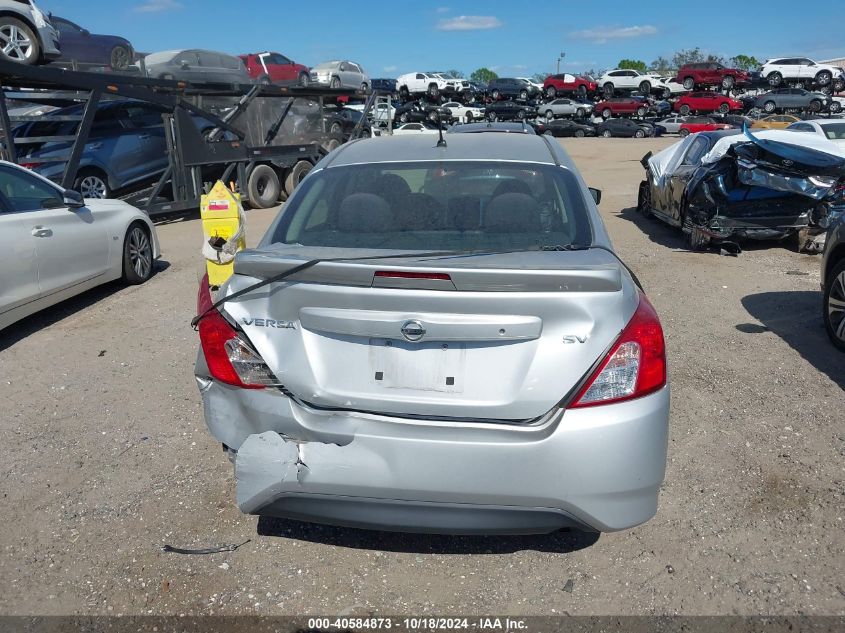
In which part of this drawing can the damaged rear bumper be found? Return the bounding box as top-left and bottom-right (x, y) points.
(198, 376), (670, 534)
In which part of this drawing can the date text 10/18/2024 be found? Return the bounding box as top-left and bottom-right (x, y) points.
(307, 618), (529, 631)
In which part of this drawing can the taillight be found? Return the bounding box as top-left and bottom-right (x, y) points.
(569, 293), (666, 408)
(196, 274), (281, 389)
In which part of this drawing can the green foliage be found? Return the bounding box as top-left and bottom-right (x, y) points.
(649, 56), (671, 74)
(470, 67), (498, 83)
(618, 59), (647, 72)
(729, 55), (760, 71)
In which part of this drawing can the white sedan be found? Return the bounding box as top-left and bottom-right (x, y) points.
(539, 98), (594, 120)
(785, 119), (845, 150)
(0, 162), (160, 331)
(441, 101), (485, 123)
(391, 123), (441, 136)
(655, 116), (689, 134)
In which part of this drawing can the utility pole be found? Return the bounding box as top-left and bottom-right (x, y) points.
(556, 52), (565, 74)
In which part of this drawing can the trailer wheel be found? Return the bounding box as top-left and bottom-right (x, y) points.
(285, 161), (312, 196)
(247, 165), (281, 209)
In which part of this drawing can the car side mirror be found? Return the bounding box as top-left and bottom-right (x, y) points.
(63, 189), (85, 208)
(588, 188), (602, 205)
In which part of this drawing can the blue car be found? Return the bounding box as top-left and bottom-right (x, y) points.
(15, 100), (211, 198)
(51, 16), (134, 70)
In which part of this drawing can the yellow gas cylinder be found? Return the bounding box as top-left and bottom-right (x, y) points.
(200, 181), (246, 286)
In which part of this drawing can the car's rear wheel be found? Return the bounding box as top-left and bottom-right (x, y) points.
(576, 107), (586, 117)
(816, 70), (833, 86)
(122, 223), (153, 285)
(634, 129), (645, 138)
(298, 72), (309, 86)
(427, 83), (439, 99)
(661, 88), (671, 99)
(763, 100), (776, 113)
(487, 112), (497, 122)
(574, 129), (585, 138)
(767, 71), (782, 86)
(399, 86), (409, 99)
(721, 76), (735, 90)
(637, 180), (652, 217)
(601, 108), (611, 119)
(833, 78), (845, 92)
(636, 106), (646, 117)
(465, 112), (473, 122)
(247, 164), (281, 209)
(577, 84), (588, 98)
(543, 129), (553, 136)
(360, 82), (368, 92)
(809, 99), (822, 112)
(519, 90), (528, 100)
(330, 76), (341, 89)
(546, 86), (557, 98)
(74, 169), (110, 199)
(601, 129), (612, 138)
(603, 83), (614, 98)
(824, 259), (845, 351)
(517, 109), (526, 119)
(285, 160), (312, 196)
(0, 17), (40, 65)
(682, 77), (695, 90)
(719, 102), (730, 114)
(639, 81), (651, 93)
(679, 104), (691, 116)
(830, 101), (843, 113)
(679, 128), (691, 137)
(109, 45), (131, 70)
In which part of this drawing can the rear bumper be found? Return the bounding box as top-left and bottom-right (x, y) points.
(197, 372), (670, 534)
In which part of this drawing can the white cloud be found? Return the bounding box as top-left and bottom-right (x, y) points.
(569, 25), (657, 44)
(383, 65), (397, 72)
(134, 0), (184, 13)
(436, 15), (502, 31)
(436, 6), (450, 12)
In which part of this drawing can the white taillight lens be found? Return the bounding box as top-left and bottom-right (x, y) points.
(224, 337), (282, 387)
(578, 341), (641, 404)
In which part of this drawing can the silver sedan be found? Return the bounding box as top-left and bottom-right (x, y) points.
(540, 98), (594, 120)
(0, 162), (160, 331)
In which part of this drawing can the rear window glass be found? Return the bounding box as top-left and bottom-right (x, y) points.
(822, 123), (845, 140)
(271, 161), (593, 250)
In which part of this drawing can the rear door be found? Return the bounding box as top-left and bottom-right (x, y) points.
(668, 135), (710, 222)
(120, 103), (169, 183)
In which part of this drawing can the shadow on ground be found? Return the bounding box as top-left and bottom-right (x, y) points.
(0, 261), (170, 353)
(741, 290), (844, 390)
(257, 517), (599, 555)
(617, 206), (688, 251)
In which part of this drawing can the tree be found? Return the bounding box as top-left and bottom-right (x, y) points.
(470, 67), (498, 83)
(531, 72), (547, 83)
(649, 56), (671, 74)
(672, 47), (704, 68)
(445, 69), (464, 79)
(618, 59), (647, 72)
(729, 54), (760, 71)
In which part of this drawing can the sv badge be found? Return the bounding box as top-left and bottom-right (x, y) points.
(562, 335), (589, 344)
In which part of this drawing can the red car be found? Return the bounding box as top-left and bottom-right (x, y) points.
(543, 73), (597, 98)
(239, 51), (310, 85)
(678, 117), (731, 137)
(594, 97), (649, 118)
(674, 92), (743, 115)
(674, 62), (750, 91)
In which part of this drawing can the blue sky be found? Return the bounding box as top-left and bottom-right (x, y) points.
(38, 0), (844, 77)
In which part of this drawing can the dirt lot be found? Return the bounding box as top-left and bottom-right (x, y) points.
(1, 138), (843, 617)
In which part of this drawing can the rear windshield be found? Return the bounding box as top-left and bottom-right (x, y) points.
(270, 161), (594, 250)
(822, 123), (845, 140)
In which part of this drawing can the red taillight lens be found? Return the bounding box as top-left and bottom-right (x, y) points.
(569, 293), (666, 408)
(196, 274), (275, 390)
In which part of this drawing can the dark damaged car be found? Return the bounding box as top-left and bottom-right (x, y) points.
(637, 129), (845, 252)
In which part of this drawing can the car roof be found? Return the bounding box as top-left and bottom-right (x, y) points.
(447, 122), (536, 134)
(325, 133), (558, 167)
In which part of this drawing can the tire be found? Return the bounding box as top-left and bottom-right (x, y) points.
(0, 17), (40, 65)
(330, 76), (341, 89)
(545, 110), (554, 122)
(258, 75), (272, 86)
(517, 109), (526, 119)
(330, 122), (342, 136)
(399, 86), (409, 99)
(809, 99), (822, 113)
(546, 86), (557, 98)
(247, 164), (281, 209)
(399, 112), (409, 124)
(679, 104), (691, 116)
(636, 106), (646, 117)
(465, 113), (473, 122)
(816, 70), (832, 86)
(491, 89), (500, 100)
(767, 72), (782, 87)
(634, 129), (645, 138)
(298, 72), (309, 87)
(322, 138), (340, 153)
(679, 128), (691, 137)
(576, 108), (586, 117)
(360, 82), (369, 92)
(574, 129), (585, 138)
(763, 100), (776, 113)
(661, 88), (671, 100)
(721, 75), (735, 90)
(74, 169), (110, 199)
(428, 83), (440, 99)
(577, 84), (588, 98)
(519, 90), (528, 100)
(487, 112), (497, 122)
(831, 102), (842, 114)
(637, 180), (653, 217)
(543, 129), (553, 136)
(284, 160), (312, 196)
(603, 83), (614, 98)
(639, 81), (651, 93)
(122, 223), (153, 285)
(601, 108), (611, 119)
(601, 129), (612, 138)
(682, 77), (695, 90)
(833, 78), (845, 92)
(823, 258), (845, 351)
(109, 45), (131, 70)
(719, 102), (730, 114)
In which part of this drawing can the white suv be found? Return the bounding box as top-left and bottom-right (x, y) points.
(397, 72), (455, 99)
(598, 69), (669, 97)
(761, 58), (842, 88)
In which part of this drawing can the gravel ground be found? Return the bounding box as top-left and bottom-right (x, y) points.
(0, 137), (842, 617)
